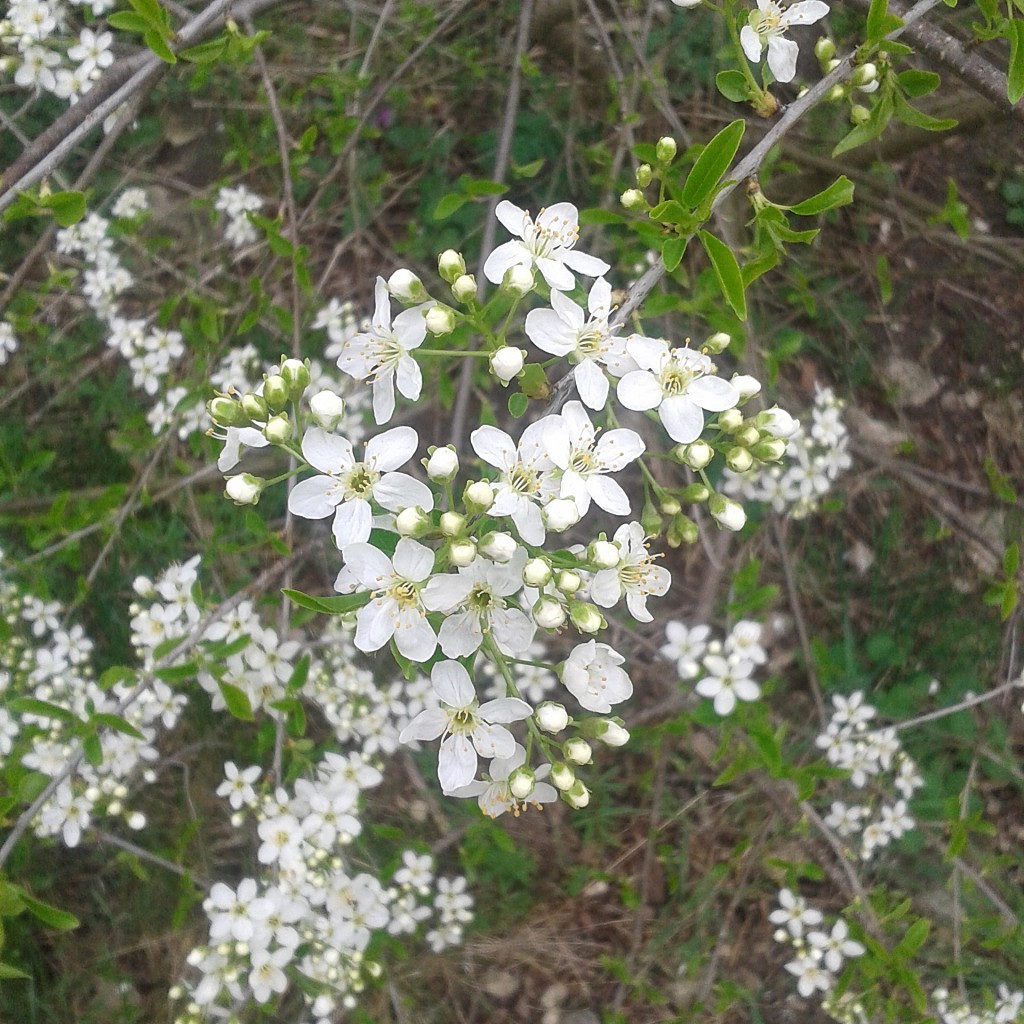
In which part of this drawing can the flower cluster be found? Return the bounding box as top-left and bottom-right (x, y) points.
(215, 184), (265, 249)
(0, 319), (18, 366)
(722, 385), (851, 519)
(932, 985), (1023, 1024)
(662, 617), (769, 715)
(815, 691), (923, 860)
(172, 758), (472, 1021)
(1, 2), (115, 102)
(771, 889), (865, 1011)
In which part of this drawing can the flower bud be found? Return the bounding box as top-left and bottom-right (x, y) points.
(827, 84), (846, 103)
(280, 358), (311, 399)
(756, 406), (800, 438)
(533, 596), (567, 630)
(826, 58), (842, 72)
(726, 448), (753, 473)
(852, 62), (877, 86)
(666, 514), (699, 547)
(656, 136), (678, 163)
(635, 163), (653, 188)
(731, 374), (762, 401)
(640, 499), (664, 537)
(448, 538), (477, 567)
(502, 264), (535, 296)
(263, 413), (291, 445)
(556, 570), (582, 595)
(241, 392), (269, 422)
(735, 426), (760, 448)
(703, 331), (731, 354)
(588, 539), (620, 568)
(658, 495), (682, 516)
(310, 390), (345, 431)
(451, 274), (478, 304)
(550, 762), (575, 790)
(751, 438), (787, 462)
(490, 346), (525, 383)
(543, 497), (580, 532)
(225, 473), (264, 505)
(564, 737), (592, 765)
(814, 37), (835, 62)
(718, 408), (744, 432)
(709, 493), (747, 532)
(263, 374), (290, 413)
(680, 482), (710, 503)
(850, 104), (871, 125)
(523, 557), (553, 588)
(396, 506), (432, 538)
(387, 268), (427, 304)
(508, 766), (535, 801)
(563, 780), (591, 809)
(479, 531), (517, 562)
(438, 249), (466, 284)
(569, 600), (604, 634)
(463, 480), (494, 513)
(208, 394), (248, 428)
(620, 188), (647, 211)
(426, 445), (460, 482)
(678, 439), (713, 470)
(439, 511), (466, 536)
(536, 702), (569, 734)
(596, 720), (630, 746)
(425, 305), (456, 336)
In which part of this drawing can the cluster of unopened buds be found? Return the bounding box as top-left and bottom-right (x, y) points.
(208, 196), (801, 810)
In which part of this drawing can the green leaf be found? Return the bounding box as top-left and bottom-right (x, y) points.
(1007, 19), (1024, 103)
(897, 68), (940, 97)
(432, 192), (468, 220)
(507, 391), (529, 418)
(787, 176), (855, 216)
(20, 894), (79, 931)
(832, 92), (894, 156)
(45, 191), (86, 227)
(578, 208), (626, 225)
(698, 230), (746, 320)
(1003, 542), (1020, 576)
(661, 235), (687, 273)
(461, 177), (508, 197)
(7, 697), (76, 723)
(512, 158), (544, 179)
(715, 70), (749, 102)
(647, 199), (691, 225)
(0, 962), (29, 979)
(875, 254), (893, 305)
(178, 35), (228, 64)
(682, 120), (744, 209)
(107, 10), (152, 32)
(91, 713), (145, 741)
(281, 588), (370, 614)
(866, 0), (903, 43)
(82, 733), (102, 766)
(892, 90), (957, 131)
(143, 28), (177, 64)
(894, 917), (930, 959)
(98, 665), (135, 690)
(218, 681), (254, 721)
(286, 654), (310, 693)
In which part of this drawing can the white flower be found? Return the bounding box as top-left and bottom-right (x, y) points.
(807, 918), (865, 973)
(562, 640), (633, 713)
(590, 522), (670, 622)
(335, 276), (428, 423)
(484, 201), (610, 291)
(661, 620), (711, 679)
(546, 401), (644, 517)
(740, 0), (831, 84)
(337, 538), (438, 661)
(470, 420), (562, 545)
(524, 278), (636, 409)
(769, 888), (822, 937)
(449, 744), (558, 817)
(422, 556), (536, 658)
(695, 654), (759, 715)
(490, 346), (525, 383)
(785, 954), (834, 998)
(288, 426), (432, 547)
(617, 336), (738, 444)
(399, 661), (532, 792)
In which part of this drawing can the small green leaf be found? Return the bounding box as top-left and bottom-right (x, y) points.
(512, 158), (544, 179)
(715, 70), (749, 102)
(281, 589), (371, 615)
(698, 230), (746, 320)
(107, 10), (152, 31)
(432, 193), (468, 220)
(894, 917), (930, 959)
(20, 894), (79, 931)
(461, 177), (508, 197)
(286, 654), (310, 693)
(507, 392), (529, 418)
(647, 199), (690, 225)
(661, 235), (687, 273)
(832, 92), (894, 156)
(897, 68), (940, 97)
(98, 665), (135, 690)
(866, 0), (903, 43)
(682, 120), (745, 209)
(218, 681), (254, 721)
(1007, 20), (1024, 103)
(82, 733), (102, 766)
(143, 28), (176, 63)
(45, 191), (86, 227)
(91, 713), (145, 741)
(1003, 542), (1021, 576)
(875, 254), (893, 305)
(787, 176), (855, 216)
(178, 35), (228, 64)
(0, 962), (29, 979)
(892, 91), (957, 131)
(7, 697), (76, 723)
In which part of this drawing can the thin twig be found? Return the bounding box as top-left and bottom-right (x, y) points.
(92, 828), (212, 889)
(891, 676), (1024, 732)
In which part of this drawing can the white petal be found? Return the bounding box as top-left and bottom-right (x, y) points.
(525, 307), (574, 355)
(365, 424), (419, 471)
(354, 600), (396, 652)
(438, 734), (478, 792)
(767, 35), (799, 82)
(561, 248), (611, 278)
(689, 375), (739, 411)
(483, 241), (526, 285)
(594, 427), (645, 470)
(588, 475), (630, 515)
(575, 359), (609, 409)
(288, 475), (336, 519)
(589, 569), (623, 608)
(617, 370), (663, 411)
(536, 256), (575, 291)
(479, 697), (532, 723)
(432, 660), (475, 709)
(301, 428), (353, 474)
(782, 0), (830, 26)
(395, 353), (423, 401)
(471, 425), (516, 470)
(395, 609), (437, 662)
(659, 395), (704, 443)
(399, 708), (447, 743)
(373, 472), (433, 514)
(740, 23), (763, 63)
(494, 199), (528, 237)
(332, 499), (373, 547)
(392, 537), (435, 581)
(437, 612), (482, 657)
